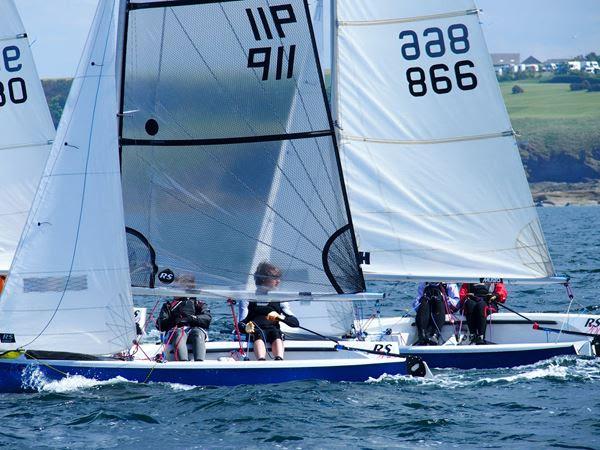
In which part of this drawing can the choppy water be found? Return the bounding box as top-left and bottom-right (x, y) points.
(1, 207), (599, 449)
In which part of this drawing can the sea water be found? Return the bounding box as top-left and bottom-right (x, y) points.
(0, 207), (598, 449)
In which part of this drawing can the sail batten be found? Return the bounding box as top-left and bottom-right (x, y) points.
(334, 0), (555, 282)
(342, 130), (515, 145)
(338, 9), (479, 27)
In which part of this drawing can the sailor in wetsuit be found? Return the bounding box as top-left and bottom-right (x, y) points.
(459, 282), (507, 344)
(238, 262), (300, 361)
(157, 275), (212, 361)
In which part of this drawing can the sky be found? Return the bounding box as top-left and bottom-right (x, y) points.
(13, 0), (600, 78)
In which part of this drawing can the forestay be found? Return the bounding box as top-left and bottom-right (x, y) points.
(0, 0), (135, 355)
(0, 0), (55, 272)
(121, 0), (364, 295)
(334, 0), (555, 282)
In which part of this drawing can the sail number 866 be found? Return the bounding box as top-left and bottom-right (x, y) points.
(399, 24), (478, 97)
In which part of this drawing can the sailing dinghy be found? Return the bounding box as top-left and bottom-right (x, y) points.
(321, 0), (599, 367)
(0, 0), (55, 275)
(0, 0), (429, 392)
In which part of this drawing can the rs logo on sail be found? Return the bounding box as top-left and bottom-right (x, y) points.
(246, 4), (297, 81)
(0, 45), (27, 107)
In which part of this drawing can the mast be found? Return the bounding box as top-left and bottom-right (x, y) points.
(330, 0), (339, 128)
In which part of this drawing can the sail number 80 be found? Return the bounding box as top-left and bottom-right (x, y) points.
(0, 78), (27, 107)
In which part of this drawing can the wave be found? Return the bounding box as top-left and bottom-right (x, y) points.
(19, 365), (198, 394)
(22, 368), (133, 393)
(366, 356), (600, 388)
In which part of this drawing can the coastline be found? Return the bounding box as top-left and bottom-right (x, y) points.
(530, 180), (600, 206)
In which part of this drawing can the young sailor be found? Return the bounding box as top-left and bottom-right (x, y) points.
(459, 282), (507, 344)
(157, 274), (212, 361)
(238, 262), (300, 361)
(413, 282), (459, 345)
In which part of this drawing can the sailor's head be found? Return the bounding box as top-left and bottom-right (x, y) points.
(254, 262), (282, 290)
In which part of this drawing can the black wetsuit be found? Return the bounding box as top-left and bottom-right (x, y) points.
(462, 283), (495, 340)
(415, 283), (447, 344)
(157, 297), (212, 361)
(239, 301), (299, 343)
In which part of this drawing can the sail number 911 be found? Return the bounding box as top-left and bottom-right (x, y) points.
(399, 24), (478, 97)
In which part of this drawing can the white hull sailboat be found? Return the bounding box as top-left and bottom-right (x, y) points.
(279, 0), (600, 367)
(0, 0), (429, 391)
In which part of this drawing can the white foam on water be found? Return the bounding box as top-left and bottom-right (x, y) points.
(40, 375), (133, 393)
(20, 366), (134, 393)
(478, 364), (570, 384)
(365, 357), (600, 388)
(164, 382), (196, 391)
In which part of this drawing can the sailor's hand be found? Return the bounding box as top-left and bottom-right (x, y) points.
(485, 294), (497, 304)
(266, 311), (283, 322)
(244, 321), (256, 334)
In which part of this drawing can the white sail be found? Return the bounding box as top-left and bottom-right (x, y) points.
(334, 0), (555, 282)
(0, 0), (55, 272)
(0, 0), (135, 355)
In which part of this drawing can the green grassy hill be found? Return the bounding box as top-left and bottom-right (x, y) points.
(41, 77), (600, 183)
(500, 79), (600, 182)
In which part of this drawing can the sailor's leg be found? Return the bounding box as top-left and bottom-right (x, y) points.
(415, 300), (431, 342)
(473, 301), (488, 337)
(253, 337), (267, 360)
(463, 299), (478, 337)
(188, 328), (206, 361)
(271, 339), (284, 359)
(429, 298), (446, 342)
(172, 328), (189, 361)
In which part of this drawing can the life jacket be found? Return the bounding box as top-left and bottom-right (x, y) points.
(246, 301), (284, 327)
(469, 283), (495, 299)
(168, 297), (200, 325)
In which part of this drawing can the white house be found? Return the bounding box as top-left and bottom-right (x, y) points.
(584, 61), (600, 74)
(568, 60), (582, 71)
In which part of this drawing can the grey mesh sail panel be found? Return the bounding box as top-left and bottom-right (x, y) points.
(120, 0), (363, 294)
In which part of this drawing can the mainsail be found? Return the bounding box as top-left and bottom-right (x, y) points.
(121, 0), (364, 295)
(333, 0), (555, 282)
(0, 0), (55, 272)
(0, 0), (135, 354)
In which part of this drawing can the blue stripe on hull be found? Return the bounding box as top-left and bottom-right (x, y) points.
(401, 346), (578, 369)
(0, 360), (409, 392)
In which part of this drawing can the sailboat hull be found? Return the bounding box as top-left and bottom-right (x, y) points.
(395, 342), (585, 370)
(0, 356), (418, 393)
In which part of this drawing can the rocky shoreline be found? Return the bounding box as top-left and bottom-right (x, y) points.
(530, 181), (600, 206)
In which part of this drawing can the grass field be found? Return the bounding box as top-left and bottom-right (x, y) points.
(500, 79), (600, 158)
